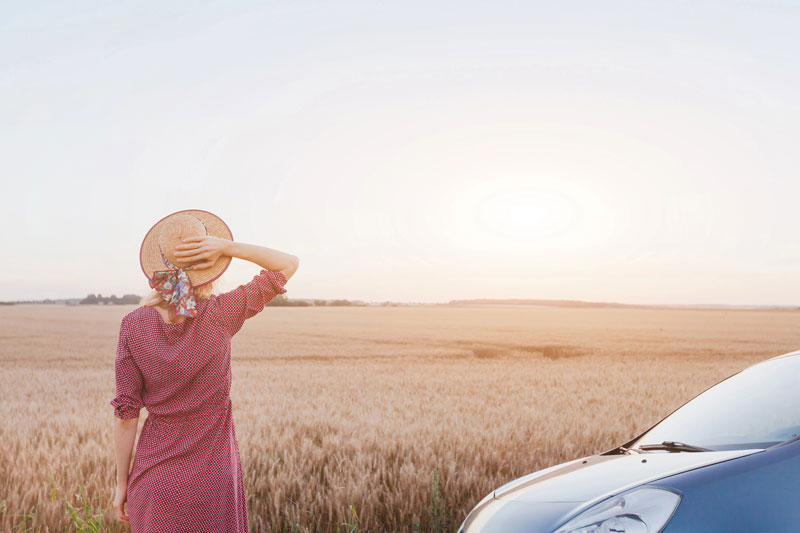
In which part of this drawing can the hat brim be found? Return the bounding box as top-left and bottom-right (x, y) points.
(140, 209), (233, 288)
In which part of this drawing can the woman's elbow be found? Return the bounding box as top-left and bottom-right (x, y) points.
(282, 255), (300, 280)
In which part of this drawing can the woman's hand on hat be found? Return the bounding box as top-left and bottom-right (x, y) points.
(174, 235), (232, 270)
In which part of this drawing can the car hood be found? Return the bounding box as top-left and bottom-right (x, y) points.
(494, 448), (761, 503)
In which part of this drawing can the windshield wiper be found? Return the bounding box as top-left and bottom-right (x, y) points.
(636, 440), (712, 453)
(616, 446), (643, 455)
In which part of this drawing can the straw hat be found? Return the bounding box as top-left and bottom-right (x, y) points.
(139, 209), (233, 288)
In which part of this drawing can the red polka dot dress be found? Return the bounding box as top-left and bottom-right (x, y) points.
(110, 269), (288, 532)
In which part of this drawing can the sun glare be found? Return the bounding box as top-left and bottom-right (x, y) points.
(474, 186), (580, 240)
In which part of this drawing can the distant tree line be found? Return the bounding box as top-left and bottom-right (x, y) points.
(266, 295), (362, 307)
(78, 294), (366, 306)
(266, 294), (309, 307)
(80, 294), (141, 305)
(310, 298), (357, 306)
(77, 294), (366, 306)
(3, 295), (392, 306)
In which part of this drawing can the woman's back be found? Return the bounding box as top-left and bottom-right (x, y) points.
(110, 269), (288, 532)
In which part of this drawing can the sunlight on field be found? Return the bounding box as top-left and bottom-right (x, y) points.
(1, 304), (799, 531)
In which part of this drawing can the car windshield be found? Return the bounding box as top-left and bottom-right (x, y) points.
(629, 354), (800, 451)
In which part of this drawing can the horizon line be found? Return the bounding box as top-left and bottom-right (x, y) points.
(4, 296), (798, 310)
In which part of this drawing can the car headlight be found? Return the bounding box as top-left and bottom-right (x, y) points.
(554, 487), (681, 533)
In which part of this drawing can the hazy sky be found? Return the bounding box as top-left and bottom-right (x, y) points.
(3, 1), (800, 304)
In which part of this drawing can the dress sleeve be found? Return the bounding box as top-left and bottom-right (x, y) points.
(109, 317), (144, 419)
(213, 269), (288, 336)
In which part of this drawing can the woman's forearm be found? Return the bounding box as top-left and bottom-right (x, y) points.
(224, 242), (299, 279)
(114, 418), (139, 487)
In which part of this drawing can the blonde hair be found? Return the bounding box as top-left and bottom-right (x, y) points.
(139, 280), (217, 323)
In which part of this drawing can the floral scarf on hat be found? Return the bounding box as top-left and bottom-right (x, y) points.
(149, 249), (198, 318)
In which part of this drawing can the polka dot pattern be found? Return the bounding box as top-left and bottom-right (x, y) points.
(110, 269), (288, 532)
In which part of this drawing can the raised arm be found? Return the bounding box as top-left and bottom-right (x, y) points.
(175, 236), (300, 336)
(225, 241), (300, 281)
(174, 236), (300, 280)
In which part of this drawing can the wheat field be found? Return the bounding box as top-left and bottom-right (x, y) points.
(1, 303), (799, 532)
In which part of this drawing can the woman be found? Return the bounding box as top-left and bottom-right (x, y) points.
(110, 210), (299, 532)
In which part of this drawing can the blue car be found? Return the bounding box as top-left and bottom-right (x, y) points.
(459, 350), (800, 532)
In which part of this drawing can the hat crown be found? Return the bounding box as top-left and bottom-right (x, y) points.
(157, 214), (207, 269)
(141, 209), (232, 288)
